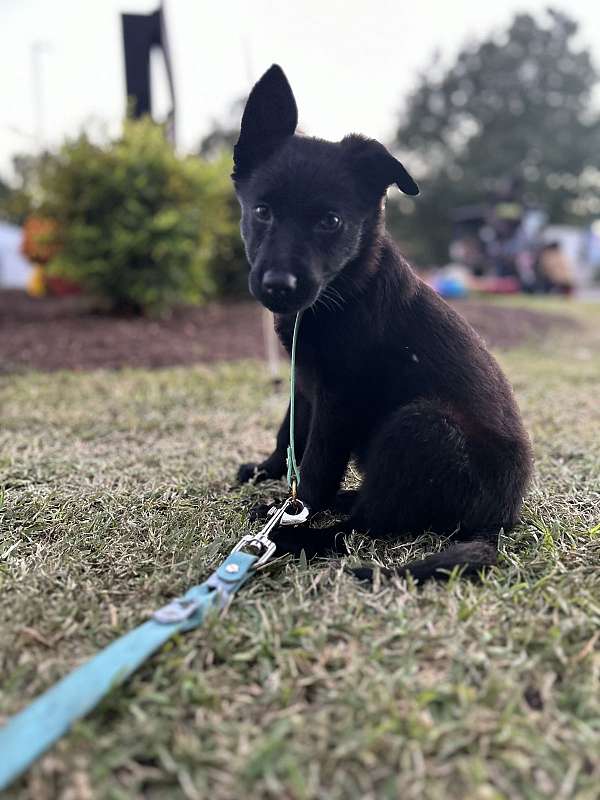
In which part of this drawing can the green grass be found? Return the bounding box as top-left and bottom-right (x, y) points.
(1, 302), (599, 799)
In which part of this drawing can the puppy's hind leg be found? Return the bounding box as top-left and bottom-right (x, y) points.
(349, 401), (510, 583)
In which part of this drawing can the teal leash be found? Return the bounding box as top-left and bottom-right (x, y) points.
(0, 549), (258, 790)
(286, 311), (303, 497)
(0, 312), (306, 790)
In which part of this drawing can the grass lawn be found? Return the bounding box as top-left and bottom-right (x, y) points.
(1, 299), (599, 799)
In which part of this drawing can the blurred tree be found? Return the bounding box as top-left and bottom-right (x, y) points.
(391, 9), (600, 264)
(0, 154), (40, 224)
(0, 177), (10, 214)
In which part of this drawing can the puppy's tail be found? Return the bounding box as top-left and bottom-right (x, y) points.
(352, 531), (499, 584)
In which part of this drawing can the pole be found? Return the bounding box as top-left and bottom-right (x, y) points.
(31, 42), (48, 151)
(262, 308), (282, 385)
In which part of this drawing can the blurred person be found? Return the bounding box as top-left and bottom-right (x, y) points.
(536, 242), (575, 295)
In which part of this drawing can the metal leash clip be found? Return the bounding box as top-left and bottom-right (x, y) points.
(268, 498), (310, 527)
(232, 496), (291, 567)
(232, 490), (310, 567)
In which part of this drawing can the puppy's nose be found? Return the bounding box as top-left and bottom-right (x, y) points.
(262, 270), (298, 298)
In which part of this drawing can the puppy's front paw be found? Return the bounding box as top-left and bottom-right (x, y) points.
(349, 566), (375, 582)
(237, 462), (268, 484)
(248, 502), (277, 522)
(271, 530), (309, 556)
(271, 528), (347, 559)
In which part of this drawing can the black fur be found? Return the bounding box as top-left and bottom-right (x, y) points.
(232, 65), (534, 582)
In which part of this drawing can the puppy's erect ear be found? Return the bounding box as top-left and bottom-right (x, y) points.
(342, 135), (419, 197)
(233, 65), (298, 181)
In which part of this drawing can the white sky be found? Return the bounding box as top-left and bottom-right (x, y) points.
(2, 0), (600, 181)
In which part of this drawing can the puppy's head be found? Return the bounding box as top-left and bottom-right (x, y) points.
(232, 65), (418, 314)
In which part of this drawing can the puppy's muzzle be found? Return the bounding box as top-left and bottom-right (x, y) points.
(261, 270), (298, 302)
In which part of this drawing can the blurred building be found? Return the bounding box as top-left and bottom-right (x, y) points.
(0, 222), (31, 288)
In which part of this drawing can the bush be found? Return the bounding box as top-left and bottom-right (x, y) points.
(39, 119), (246, 314)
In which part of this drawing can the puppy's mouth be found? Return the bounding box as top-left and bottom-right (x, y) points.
(256, 290), (320, 315)
(250, 272), (321, 315)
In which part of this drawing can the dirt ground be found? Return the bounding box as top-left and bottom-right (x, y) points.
(0, 289), (579, 373)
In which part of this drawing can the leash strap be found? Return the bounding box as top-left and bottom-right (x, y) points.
(286, 311), (303, 492)
(0, 550), (256, 790)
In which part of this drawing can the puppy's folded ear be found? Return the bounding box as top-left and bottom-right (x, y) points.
(342, 135), (419, 197)
(233, 65), (298, 181)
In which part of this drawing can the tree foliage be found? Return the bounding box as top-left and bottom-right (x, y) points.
(0, 154), (40, 225)
(391, 9), (600, 264)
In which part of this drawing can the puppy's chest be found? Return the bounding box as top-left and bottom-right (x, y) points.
(275, 313), (413, 399)
(298, 341), (361, 394)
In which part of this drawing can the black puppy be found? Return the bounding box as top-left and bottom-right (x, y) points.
(233, 65), (533, 581)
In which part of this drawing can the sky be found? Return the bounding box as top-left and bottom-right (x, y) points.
(2, 0), (600, 181)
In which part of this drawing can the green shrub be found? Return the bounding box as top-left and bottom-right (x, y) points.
(40, 119), (247, 314)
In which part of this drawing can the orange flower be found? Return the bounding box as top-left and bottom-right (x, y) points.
(21, 216), (62, 263)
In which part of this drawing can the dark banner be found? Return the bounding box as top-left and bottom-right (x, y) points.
(121, 7), (176, 141)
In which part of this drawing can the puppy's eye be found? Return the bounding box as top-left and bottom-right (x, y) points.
(254, 204), (272, 222)
(317, 212), (342, 232)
